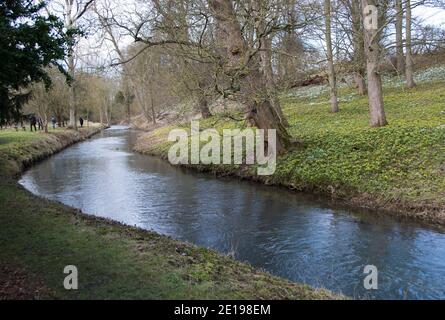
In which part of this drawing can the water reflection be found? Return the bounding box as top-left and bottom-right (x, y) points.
(19, 126), (445, 299)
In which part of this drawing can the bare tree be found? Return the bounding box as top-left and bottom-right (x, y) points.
(331, 0), (366, 95)
(209, 0), (292, 153)
(108, 0), (293, 151)
(151, 0), (213, 119)
(325, 0), (339, 112)
(62, 0), (95, 129)
(26, 68), (71, 132)
(362, 0), (388, 127)
(350, 0), (367, 95)
(405, 0), (416, 88)
(26, 83), (50, 133)
(93, 3), (157, 123)
(253, 0), (289, 126)
(77, 72), (114, 126)
(395, 0), (405, 73)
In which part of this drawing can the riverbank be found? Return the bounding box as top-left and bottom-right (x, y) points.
(0, 127), (336, 299)
(0, 126), (104, 177)
(134, 79), (445, 225)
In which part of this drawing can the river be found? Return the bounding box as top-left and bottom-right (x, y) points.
(19, 126), (445, 299)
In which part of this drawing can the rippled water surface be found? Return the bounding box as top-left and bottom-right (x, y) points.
(19, 127), (445, 299)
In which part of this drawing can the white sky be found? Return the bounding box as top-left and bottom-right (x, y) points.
(414, 6), (445, 27)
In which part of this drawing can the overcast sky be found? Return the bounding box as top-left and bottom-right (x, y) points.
(414, 5), (445, 26)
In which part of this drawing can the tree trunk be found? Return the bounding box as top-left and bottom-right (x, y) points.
(104, 105), (109, 126)
(351, 0), (367, 95)
(395, 0), (405, 74)
(68, 50), (77, 129)
(354, 73), (367, 95)
(405, 0), (416, 88)
(325, 0), (339, 113)
(57, 115), (62, 128)
(196, 78), (213, 119)
(362, 0), (388, 127)
(65, 1), (77, 131)
(130, 77), (149, 121)
(209, 0), (291, 153)
(150, 95), (156, 124)
(108, 102), (112, 127)
(126, 99), (131, 124)
(43, 113), (48, 133)
(259, 34), (289, 126)
(198, 95), (212, 119)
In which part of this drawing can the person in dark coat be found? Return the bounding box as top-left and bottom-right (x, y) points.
(51, 116), (56, 129)
(79, 116), (84, 128)
(29, 114), (37, 132)
(37, 116), (44, 130)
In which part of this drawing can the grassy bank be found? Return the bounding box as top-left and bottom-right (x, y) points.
(0, 127), (335, 299)
(0, 126), (103, 177)
(135, 77), (445, 224)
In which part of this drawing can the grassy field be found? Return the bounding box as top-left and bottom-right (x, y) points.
(136, 72), (445, 224)
(0, 127), (335, 299)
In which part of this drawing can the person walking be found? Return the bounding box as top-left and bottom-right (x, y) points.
(79, 116), (84, 128)
(29, 114), (37, 132)
(51, 116), (56, 129)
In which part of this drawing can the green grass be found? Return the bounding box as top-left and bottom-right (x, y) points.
(0, 126), (101, 177)
(137, 79), (445, 222)
(281, 81), (445, 210)
(0, 130), (43, 146)
(0, 127), (336, 299)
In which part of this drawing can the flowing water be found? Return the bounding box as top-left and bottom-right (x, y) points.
(19, 126), (445, 299)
